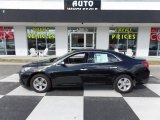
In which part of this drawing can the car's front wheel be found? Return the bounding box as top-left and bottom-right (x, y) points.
(30, 74), (51, 93)
(113, 75), (133, 93)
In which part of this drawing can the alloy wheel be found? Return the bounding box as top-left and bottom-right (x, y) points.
(117, 78), (131, 92)
(33, 77), (48, 92)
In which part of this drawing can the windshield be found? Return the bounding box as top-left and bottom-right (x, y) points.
(53, 51), (73, 62)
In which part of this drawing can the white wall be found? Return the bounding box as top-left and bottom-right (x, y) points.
(0, 0), (64, 10)
(102, 2), (160, 10)
(96, 26), (109, 50)
(136, 26), (150, 57)
(14, 26), (28, 56)
(11, 25), (153, 57)
(1, 1), (160, 10)
(55, 26), (68, 56)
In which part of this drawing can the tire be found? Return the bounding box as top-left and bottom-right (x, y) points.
(113, 74), (133, 93)
(30, 74), (51, 93)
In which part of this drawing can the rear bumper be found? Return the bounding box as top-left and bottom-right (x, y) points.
(139, 78), (149, 84)
(135, 69), (150, 84)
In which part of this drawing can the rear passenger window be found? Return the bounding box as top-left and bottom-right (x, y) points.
(94, 53), (109, 63)
(108, 54), (120, 62)
(93, 52), (120, 63)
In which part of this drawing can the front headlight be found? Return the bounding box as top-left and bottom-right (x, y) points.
(21, 67), (32, 73)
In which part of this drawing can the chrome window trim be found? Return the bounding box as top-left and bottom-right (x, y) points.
(54, 50), (122, 66)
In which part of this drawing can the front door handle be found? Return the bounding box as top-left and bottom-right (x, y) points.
(109, 67), (117, 69)
(80, 68), (88, 71)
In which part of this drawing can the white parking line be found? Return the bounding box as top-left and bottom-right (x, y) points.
(144, 84), (160, 96)
(7, 86), (46, 96)
(124, 97), (160, 120)
(0, 74), (19, 82)
(27, 96), (83, 120)
(0, 95), (3, 99)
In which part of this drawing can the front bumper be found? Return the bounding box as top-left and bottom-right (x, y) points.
(19, 72), (32, 86)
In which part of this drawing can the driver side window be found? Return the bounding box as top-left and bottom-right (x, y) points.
(64, 52), (88, 64)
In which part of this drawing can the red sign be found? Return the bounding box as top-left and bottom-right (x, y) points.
(151, 28), (158, 32)
(150, 28), (160, 42)
(0, 32), (14, 40)
(0, 27), (13, 31)
(0, 27), (14, 40)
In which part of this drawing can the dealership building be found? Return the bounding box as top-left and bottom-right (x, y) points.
(0, 0), (160, 57)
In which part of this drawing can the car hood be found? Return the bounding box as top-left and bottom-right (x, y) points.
(22, 58), (57, 67)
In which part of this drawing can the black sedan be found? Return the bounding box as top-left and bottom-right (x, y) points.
(19, 49), (150, 93)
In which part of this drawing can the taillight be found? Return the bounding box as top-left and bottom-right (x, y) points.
(143, 61), (149, 68)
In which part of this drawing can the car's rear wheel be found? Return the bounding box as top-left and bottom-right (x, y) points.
(30, 74), (51, 93)
(113, 75), (133, 93)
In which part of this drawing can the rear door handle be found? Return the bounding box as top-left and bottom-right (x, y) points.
(80, 68), (88, 71)
(109, 67), (117, 69)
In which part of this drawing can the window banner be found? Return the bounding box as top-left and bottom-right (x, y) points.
(150, 28), (160, 42)
(0, 27), (14, 40)
(64, 0), (101, 10)
(27, 27), (55, 39)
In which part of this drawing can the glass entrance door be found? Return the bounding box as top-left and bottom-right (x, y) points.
(70, 32), (94, 51)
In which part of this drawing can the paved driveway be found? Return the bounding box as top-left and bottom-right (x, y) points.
(149, 66), (160, 79)
(0, 65), (160, 120)
(0, 64), (21, 79)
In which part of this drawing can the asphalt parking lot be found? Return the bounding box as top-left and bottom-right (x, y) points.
(0, 64), (160, 120)
(0, 64), (21, 79)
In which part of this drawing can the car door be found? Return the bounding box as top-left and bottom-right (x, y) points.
(50, 52), (89, 86)
(81, 52), (121, 84)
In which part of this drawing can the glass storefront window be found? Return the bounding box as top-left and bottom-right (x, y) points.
(68, 27), (96, 52)
(27, 27), (55, 55)
(0, 26), (15, 55)
(109, 27), (138, 55)
(149, 27), (160, 56)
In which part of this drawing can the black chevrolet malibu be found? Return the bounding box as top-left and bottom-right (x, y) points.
(19, 49), (150, 93)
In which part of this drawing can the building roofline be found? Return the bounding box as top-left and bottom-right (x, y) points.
(1, 9), (160, 23)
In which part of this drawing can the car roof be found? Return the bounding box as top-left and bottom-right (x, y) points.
(73, 49), (112, 52)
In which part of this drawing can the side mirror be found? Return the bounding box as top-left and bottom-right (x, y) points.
(58, 61), (66, 66)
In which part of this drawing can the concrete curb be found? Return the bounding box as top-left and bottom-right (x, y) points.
(149, 65), (160, 67)
(0, 62), (27, 65)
